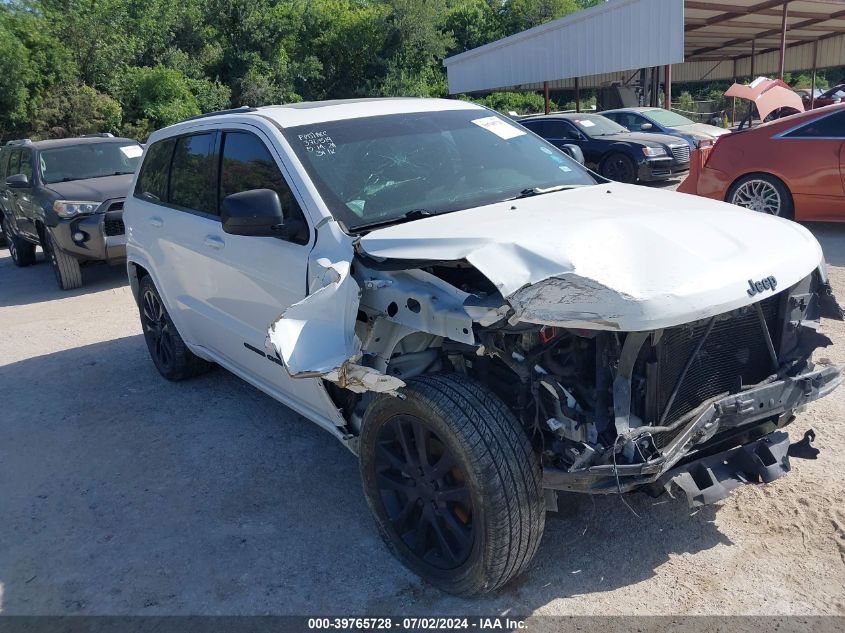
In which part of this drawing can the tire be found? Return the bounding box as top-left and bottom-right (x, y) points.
(359, 373), (545, 596)
(44, 229), (82, 290)
(727, 174), (794, 220)
(600, 152), (637, 183)
(3, 215), (36, 267)
(138, 275), (214, 381)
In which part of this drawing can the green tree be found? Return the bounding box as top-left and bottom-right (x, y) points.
(32, 85), (122, 138)
(112, 66), (200, 139)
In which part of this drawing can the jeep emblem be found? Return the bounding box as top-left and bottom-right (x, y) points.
(747, 276), (778, 297)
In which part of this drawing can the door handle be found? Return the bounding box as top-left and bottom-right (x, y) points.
(203, 235), (225, 250)
(150, 216), (163, 228)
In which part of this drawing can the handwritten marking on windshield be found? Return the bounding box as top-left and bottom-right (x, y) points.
(298, 130), (337, 157)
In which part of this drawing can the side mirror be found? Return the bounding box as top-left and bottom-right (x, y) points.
(6, 174), (29, 188)
(221, 188), (307, 241)
(560, 144), (585, 165)
(640, 122), (653, 131)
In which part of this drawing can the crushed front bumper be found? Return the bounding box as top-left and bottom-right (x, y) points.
(542, 363), (842, 502)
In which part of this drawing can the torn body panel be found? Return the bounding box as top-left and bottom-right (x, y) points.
(267, 258), (472, 394)
(267, 258), (404, 394)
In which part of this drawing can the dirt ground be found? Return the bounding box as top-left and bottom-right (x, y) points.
(1, 222), (844, 617)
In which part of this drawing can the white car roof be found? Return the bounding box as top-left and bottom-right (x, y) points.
(149, 98), (485, 143)
(257, 97), (483, 127)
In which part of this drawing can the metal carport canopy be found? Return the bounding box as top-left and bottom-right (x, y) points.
(443, 0), (845, 93)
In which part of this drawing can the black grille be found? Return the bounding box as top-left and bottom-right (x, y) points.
(104, 218), (125, 236)
(652, 296), (780, 446)
(106, 200), (124, 212)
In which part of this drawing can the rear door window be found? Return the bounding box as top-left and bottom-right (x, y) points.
(135, 139), (175, 202)
(168, 133), (216, 215)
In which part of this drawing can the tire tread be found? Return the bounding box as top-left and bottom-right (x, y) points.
(361, 372), (545, 596)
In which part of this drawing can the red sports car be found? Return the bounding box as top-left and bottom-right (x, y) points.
(803, 84), (845, 109)
(678, 104), (845, 221)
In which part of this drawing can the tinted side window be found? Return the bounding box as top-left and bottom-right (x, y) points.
(19, 150), (32, 180)
(169, 133), (216, 214)
(545, 121), (578, 140)
(135, 138), (175, 202)
(621, 114), (644, 131)
(8, 151), (21, 176)
(785, 111), (845, 139)
(521, 120), (544, 135)
(219, 131), (306, 242)
(0, 151), (9, 180)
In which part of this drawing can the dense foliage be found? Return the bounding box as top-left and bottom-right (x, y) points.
(0, 0), (603, 140)
(2, 0), (838, 141)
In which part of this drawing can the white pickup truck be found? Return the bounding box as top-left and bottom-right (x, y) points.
(123, 98), (842, 596)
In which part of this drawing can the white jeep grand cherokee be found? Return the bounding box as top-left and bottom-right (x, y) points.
(124, 98), (843, 595)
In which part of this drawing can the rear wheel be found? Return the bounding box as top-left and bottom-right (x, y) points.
(600, 152), (637, 183)
(139, 275), (214, 381)
(3, 215), (36, 267)
(359, 373), (545, 596)
(44, 229), (82, 290)
(727, 174), (794, 220)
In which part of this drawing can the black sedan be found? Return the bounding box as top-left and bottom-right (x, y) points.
(519, 113), (690, 184)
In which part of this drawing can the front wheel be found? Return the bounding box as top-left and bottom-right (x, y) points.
(600, 152), (637, 183)
(44, 229), (82, 290)
(727, 174), (794, 219)
(359, 373), (545, 596)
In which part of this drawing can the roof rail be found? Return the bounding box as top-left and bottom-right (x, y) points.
(4, 138), (33, 146)
(181, 106), (259, 123)
(81, 132), (115, 138)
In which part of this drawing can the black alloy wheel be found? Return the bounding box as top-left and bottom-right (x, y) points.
(137, 275), (215, 381)
(374, 415), (475, 570)
(142, 286), (176, 372)
(601, 153), (637, 183)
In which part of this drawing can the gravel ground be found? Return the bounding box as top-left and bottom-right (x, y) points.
(1, 222), (844, 617)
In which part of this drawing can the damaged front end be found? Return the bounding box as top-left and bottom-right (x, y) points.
(268, 248), (842, 507)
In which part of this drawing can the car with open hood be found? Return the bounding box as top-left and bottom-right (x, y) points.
(518, 112), (690, 183)
(0, 135), (142, 289)
(123, 98), (842, 596)
(678, 104), (845, 221)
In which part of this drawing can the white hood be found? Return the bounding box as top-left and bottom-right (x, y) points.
(359, 183), (824, 331)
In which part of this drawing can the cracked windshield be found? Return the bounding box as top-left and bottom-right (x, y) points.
(285, 109), (597, 230)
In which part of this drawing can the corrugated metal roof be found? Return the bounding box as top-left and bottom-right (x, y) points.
(444, 0), (845, 93)
(443, 0), (684, 94)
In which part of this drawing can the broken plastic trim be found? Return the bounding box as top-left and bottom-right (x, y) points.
(540, 363), (842, 495)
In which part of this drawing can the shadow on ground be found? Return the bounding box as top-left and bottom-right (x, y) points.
(0, 334), (730, 615)
(808, 222), (845, 268)
(0, 247), (127, 308)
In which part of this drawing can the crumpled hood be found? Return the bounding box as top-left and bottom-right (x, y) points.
(45, 174), (133, 202)
(358, 183), (824, 331)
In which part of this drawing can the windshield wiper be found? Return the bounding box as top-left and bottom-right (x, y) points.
(353, 208), (440, 232)
(505, 184), (585, 201)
